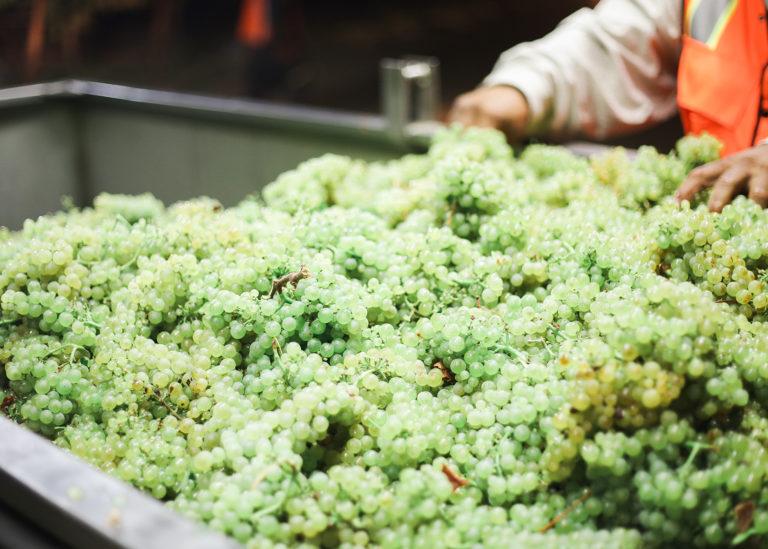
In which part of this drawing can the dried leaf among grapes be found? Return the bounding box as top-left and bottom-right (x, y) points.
(735, 501), (756, 533)
(441, 464), (469, 492)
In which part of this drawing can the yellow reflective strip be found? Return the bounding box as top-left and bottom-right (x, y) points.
(707, 0), (738, 48)
(685, 0), (704, 35)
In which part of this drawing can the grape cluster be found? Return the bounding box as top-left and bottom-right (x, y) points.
(2, 128), (768, 548)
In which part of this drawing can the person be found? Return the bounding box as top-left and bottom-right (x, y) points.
(237, 0), (307, 98)
(448, 0), (768, 213)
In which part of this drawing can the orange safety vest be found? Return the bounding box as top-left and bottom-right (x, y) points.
(678, 0), (768, 156)
(237, 0), (272, 48)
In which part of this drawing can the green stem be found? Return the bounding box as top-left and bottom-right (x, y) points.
(548, 323), (571, 341)
(113, 214), (131, 228)
(351, 368), (375, 386)
(152, 393), (181, 420)
(0, 319), (20, 327)
(363, 413), (385, 432)
(73, 311), (102, 331)
(272, 341), (287, 377)
(542, 340), (555, 359)
(119, 239), (150, 272)
(270, 297), (285, 314)
(83, 320), (102, 331)
(682, 441), (717, 469)
(403, 298), (422, 321)
(437, 504), (452, 524)
(43, 343), (89, 360)
(75, 246), (98, 265)
(491, 344), (522, 359)
(250, 496), (286, 520)
(732, 526), (768, 545)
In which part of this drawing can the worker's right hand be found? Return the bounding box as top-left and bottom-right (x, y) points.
(447, 86), (530, 143)
(675, 143), (768, 212)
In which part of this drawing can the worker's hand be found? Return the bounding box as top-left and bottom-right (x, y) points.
(675, 143), (768, 212)
(448, 86), (530, 143)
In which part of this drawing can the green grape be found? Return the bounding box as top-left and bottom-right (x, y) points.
(1, 130), (765, 548)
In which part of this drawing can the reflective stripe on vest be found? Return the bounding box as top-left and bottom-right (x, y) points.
(678, 0), (768, 156)
(686, 0), (738, 48)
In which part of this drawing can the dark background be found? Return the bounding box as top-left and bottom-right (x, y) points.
(0, 0), (595, 111)
(0, 0), (681, 148)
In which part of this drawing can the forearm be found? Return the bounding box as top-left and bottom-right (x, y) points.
(483, 0), (682, 140)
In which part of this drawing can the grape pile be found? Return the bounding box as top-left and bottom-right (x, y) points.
(2, 127), (768, 548)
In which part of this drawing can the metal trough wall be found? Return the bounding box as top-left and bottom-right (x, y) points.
(0, 416), (242, 549)
(0, 79), (437, 545)
(0, 80), (420, 545)
(0, 81), (412, 230)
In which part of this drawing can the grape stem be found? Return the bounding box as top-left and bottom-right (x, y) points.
(250, 462), (281, 490)
(476, 297), (506, 325)
(151, 393), (181, 420)
(450, 277), (472, 288)
(272, 338), (283, 357)
(561, 241), (577, 255)
(445, 203), (458, 226)
(43, 343), (90, 361)
(250, 461), (302, 517)
(250, 496), (286, 520)
(538, 489), (591, 533)
(542, 340), (555, 359)
(350, 369), (375, 387)
(682, 441), (718, 469)
(436, 504), (452, 524)
(733, 524), (768, 545)
(0, 318), (20, 326)
(272, 338), (287, 377)
(491, 344), (523, 359)
(547, 322), (572, 341)
(73, 312), (104, 331)
(75, 243), (98, 265)
(403, 298), (424, 320)
(269, 265), (311, 299)
(526, 337), (555, 359)
(83, 320), (102, 330)
(73, 312), (102, 331)
(119, 239), (149, 272)
(113, 213), (132, 228)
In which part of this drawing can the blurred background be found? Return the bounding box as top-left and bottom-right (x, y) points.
(0, 0), (598, 113)
(0, 0), (685, 230)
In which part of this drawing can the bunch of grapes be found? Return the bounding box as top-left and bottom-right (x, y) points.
(3, 127), (768, 548)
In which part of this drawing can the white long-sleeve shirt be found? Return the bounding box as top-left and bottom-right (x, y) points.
(483, 0), (682, 140)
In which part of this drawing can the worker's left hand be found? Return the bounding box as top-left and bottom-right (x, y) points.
(675, 143), (768, 212)
(447, 86), (530, 143)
